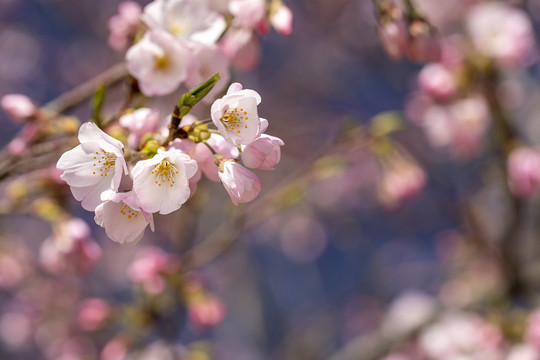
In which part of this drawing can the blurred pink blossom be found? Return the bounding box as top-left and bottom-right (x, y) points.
(1, 94), (38, 122)
(77, 298), (111, 332)
(189, 296), (226, 329)
(378, 158), (426, 208)
(128, 246), (179, 294)
(270, 2), (293, 36)
(418, 63), (456, 99)
(508, 147), (540, 198)
(467, 2), (536, 67)
(108, 1), (142, 51)
(229, 0), (266, 30)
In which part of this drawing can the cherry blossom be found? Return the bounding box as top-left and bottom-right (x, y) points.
(467, 2), (536, 67)
(57, 122), (128, 211)
(126, 29), (191, 97)
(241, 134), (284, 170)
(211, 82), (267, 146)
(270, 2), (293, 36)
(0, 94), (38, 122)
(185, 44), (230, 101)
(119, 107), (161, 149)
(218, 160), (262, 205)
(94, 190), (155, 245)
(132, 148), (198, 214)
(142, 0), (226, 45)
(229, 0), (266, 30)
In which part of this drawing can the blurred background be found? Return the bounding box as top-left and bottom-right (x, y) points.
(2, 0), (540, 359)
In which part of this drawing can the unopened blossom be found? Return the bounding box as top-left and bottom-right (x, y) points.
(94, 191), (154, 244)
(77, 298), (111, 332)
(418, 63), (456, 99)
(128, 246), (179, 294)
(142, 0), (226, 45)
(241, 134), (284, 170)
(188, 296), (226, 329)
(132, 148), (198, 214)
(379, 159), (425, 208)
(57, 122), (128, 211)
(185, 44), (230, 101)
(126, 29), (191, 96)
(119, 108), (161, 149)
(218, 160), (262, 205)
(229, 0), (266, 30)
(270, 1), (293, 35)
(211, 82), (267, 146)
(406, 20), (442, 62)
(508, 147), (540, 198)
(108, 1), (142, 51)
(219, 28), (261, 71)
(378, 17), (408, 60)
(467, 2), (536, 67)
(1, 94), (38, 122)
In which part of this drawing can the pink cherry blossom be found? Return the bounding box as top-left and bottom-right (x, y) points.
(132, 148), (198, 214)
(378, 18), (408, 60)
(270, 2), (293, 36)
(218, 160), (262, 205)
(211, 82), (267, 145)
(119, 108), (161, 149)
(126, 29), (191, 97)
(418, 63), (456, 99)
(128, 246), (179, 295)
(57, 122), (128, 211)
(188, 296), (226, 329)
(142, 0), (226, 45)
(467, 2), (536, 67)
(107, 1), (142, 51)
(185, 44), (230, 101)
(1, 94), (38, 122)
(508, 147), (540, 198)
(229, 0), (266, 30)
(241, 134), (284, 170)
(39, 218), (102, 274)
(94, 190), (155, 245)
(77, 298), (111, 331)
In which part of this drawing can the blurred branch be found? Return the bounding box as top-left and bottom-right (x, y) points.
(0, 62), (128, 183)
(44, 62), (128, 114)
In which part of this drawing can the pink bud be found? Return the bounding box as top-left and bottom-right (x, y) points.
(378, 19), (408, 60)
(418, 63), (456, 99)
(101, 338), (128, 360)
(7, 138), (27, 155)
(508, 147), (540, 198)
(128, 247), (179, 295)
(77, 298), (111, 331)
(241, 134), (284, 170)
(1, 94), (38, 122)
(107, 1), (142, 51)
(271, 3), (293, 36)
(189, 296), (226, 329)
(218, 161), (262, 205)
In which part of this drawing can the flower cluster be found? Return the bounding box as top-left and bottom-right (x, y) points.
(57, 81), (284, 244)
(108, 0), (292, 99)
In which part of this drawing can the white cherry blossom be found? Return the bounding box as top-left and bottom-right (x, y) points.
(132, 148), (198, 214)
(94, 191), (154, 245)
(57, 122), (128, 211)
(142, 0), (226, 45)
(211, 82), (267, 146)
(126, 29), (191, 96)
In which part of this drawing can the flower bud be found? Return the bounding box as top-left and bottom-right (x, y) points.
(1, 94), (38, 122)
(241, 134), (284, 170)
